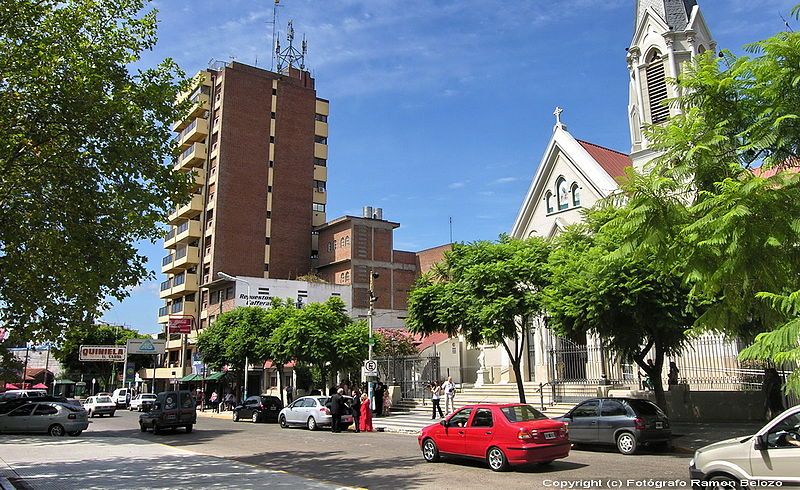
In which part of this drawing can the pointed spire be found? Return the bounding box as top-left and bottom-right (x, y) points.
(636, 0), (697, 32)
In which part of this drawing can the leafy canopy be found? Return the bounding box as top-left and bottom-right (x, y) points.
(0, 0), (192, 340)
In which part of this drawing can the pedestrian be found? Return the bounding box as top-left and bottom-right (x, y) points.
(350, 389), (361, 432)
(285, 383), (293, 404)
(763, 368), (785, 420)
(210, 391), (219, 413)
(442, 376), (456, 413)
(430, 381), (444, 419)
(330, 388), (346, 433)
(224, 392), (234, 411)
(359, 393), (373, 432)
(374, 382), (385, 417)
(667, 361), (680, 389)
(383, 391), (392, 416)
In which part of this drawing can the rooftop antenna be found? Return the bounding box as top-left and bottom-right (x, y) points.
(276, 20), (308, 75)
(270, 0), (283, 71)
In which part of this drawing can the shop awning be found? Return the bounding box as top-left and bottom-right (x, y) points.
(179, 374), (202, 382)
(204, 372), (226, 381)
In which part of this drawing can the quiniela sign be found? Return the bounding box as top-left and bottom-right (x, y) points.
(79, 345), (126, 362)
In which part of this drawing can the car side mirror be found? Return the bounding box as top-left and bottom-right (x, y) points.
(754, 434), (767, 450)
(440, 420), (448, 427)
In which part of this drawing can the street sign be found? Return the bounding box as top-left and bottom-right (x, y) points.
(168, 317), (192, 334)
(368, 337), (376, 347)
(363, 359), (378, 376)
(79, 345), (126, 362)
(126, 338), (166, 355)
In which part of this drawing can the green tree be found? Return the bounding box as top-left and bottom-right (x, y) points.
(53, 323), (150, 390)
(375, 328), (419, 359)
(0, 0), (192, 341)
(407, 236), (551, 403)
(196, 306), (272, 373)
(607, 10), (800, 394)
(545, 207), (700, 410)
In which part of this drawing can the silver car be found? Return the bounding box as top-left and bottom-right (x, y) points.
(278, 396), (353, 431)
(0, 401), (89, 436)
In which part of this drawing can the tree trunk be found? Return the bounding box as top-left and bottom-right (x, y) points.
(635, 343), (667, 413)
(501, 339), (527, 403)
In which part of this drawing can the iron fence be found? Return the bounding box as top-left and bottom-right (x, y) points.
(373, 355), (440, 400)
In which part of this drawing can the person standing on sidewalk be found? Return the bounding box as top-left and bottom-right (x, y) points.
(442, 377), (456, 413)
(350, 389), (361, 432)
(359, 393), (373, 432)
(374, 382), (385, 417)
(430, 381), (444, 419)
(330, 388), (346, 433)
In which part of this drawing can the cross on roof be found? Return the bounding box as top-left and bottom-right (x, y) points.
(553, 106), (564, 125)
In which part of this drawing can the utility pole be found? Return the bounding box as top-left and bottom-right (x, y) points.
(367, 271), (379, 409)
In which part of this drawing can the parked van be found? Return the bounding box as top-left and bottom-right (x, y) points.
(690, 405), (800, 485)
(0, 390), (47, 400)
(139, 390), (196, 434)
(111, 388), (130, 407)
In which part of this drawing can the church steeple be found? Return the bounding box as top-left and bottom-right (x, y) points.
(627, 0), (715, 170)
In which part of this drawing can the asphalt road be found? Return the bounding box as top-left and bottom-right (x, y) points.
(74, 410), (692, 489)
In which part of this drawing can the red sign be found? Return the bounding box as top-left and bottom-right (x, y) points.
(168, 317), (192, 334)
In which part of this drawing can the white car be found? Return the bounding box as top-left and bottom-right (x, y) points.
(0, 389), (47, 400)
(111, 388), (131, 407)
(129, 393), (157, 411)
(690, 405), (800, 485)
(83, 396), (117, 417)
(278, 396), (353, 431)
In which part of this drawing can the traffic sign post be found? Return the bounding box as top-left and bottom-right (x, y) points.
(363, 359), (378, 377)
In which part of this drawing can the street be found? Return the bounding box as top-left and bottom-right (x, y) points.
(0, 410), (692, 489)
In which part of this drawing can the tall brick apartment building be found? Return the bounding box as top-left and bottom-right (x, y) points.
(155, 61), (329, 383)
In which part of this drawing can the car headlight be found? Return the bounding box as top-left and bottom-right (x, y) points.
(689, 458), (694, 468)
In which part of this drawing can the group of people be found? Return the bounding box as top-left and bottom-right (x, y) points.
(196, 390), (237, 412)
(429, 376), (456, 419)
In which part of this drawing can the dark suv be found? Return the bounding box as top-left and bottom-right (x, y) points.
(139, 390), (196, 434)
(556, 397), (671, 454)
(233, 395), (283, 423)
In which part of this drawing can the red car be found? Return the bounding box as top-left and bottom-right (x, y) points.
(418, 403), (570, 472)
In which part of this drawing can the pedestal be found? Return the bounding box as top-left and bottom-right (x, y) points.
(474, 368), (490, 387)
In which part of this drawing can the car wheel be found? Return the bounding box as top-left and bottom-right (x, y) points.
(279, 415), (288, 428)
(252, 412), (259, 423)
(153, 424), (161, 435)
(708, 474), (739, 489)
(307, 416), (317, 431)
(140, 422), (147, 433)
(232, 411), (240, 422)
(422, 438), (440, 463)
(486, 446), (509, 472)
(186, 424), (193, 433)
(616, 432), (638, 455)
(68, 430), (82, 437)
(109, 412), (115, 417)
(48, 424), (65, 437)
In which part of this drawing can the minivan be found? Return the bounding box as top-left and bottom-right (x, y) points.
(139, 390), (196, 434)
(111, 388), (130, 407)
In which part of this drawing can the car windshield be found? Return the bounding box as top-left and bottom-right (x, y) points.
(627, 399), (663, 416)
(142, 394), (156, 400)
(501, 405), (548, 423)
(96, 396), (112, 403)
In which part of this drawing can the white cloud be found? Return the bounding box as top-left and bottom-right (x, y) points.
(492, 177), (518, 184)
(448, 181), (466, 189)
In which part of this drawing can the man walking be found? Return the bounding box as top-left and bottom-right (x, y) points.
(442, 377), (456, 413)
(285, 384), (293, 404)
(330, 388), (346, 433)
(350, 389), (361, 432)
(373, 382), (385, 417)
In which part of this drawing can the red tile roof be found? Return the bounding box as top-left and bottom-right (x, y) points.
(577, 140), (631, 179)
(413, 332), (450, 352)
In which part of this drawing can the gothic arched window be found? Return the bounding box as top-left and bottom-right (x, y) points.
(571, 183), (581, 207)
(545, 191), (554, 214)
(556, 177), (569, 210)
(645, 48), (669, 124)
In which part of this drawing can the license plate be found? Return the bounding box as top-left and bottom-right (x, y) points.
(166, 414), (176, 420)
(544, 432), (556, 440)
(270, 406), (276, 410)
(655, 422), (663, 429)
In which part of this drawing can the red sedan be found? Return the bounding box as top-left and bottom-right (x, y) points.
(418, 403), (570, 471)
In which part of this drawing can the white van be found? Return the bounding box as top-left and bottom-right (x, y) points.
(111, 388), (131, 407)
(690, 405), (800, 485)
(0, 389), (47, 400)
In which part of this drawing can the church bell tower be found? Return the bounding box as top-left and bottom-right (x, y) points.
(627, 0), (715, 171)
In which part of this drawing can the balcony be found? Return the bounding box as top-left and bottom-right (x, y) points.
(170, 273), (198, 297)
(178, 118), (209, 150)
(314, 142), (328, 160)
(173, 245), (199, 270)
(164, 228), (177, 248)
(191, 169), (206, 189)
(169, 298), (198, 318)
(313, 165), (327, 181)
(174, 142), (207, 172)
(167, 194), (203, 224)
(159, 279), (172, 299)
(161, 253), (174, 274)
(315, 120), (328, 138)
(158, 305), (170, 324)
(175, 220), (202, 244)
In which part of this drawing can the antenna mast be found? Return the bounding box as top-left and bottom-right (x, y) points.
(270, 0), (281, 70)
(276, 20), (308, 75)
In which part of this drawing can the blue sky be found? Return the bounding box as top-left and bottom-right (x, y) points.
(103, 0), (798, 333)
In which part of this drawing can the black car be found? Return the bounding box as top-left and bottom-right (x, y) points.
(139, 390), (196, 434)
(556, 397), (671, 455)
(233, 395), (283, 423)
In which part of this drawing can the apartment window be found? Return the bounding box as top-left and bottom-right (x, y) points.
(210, 132), (218, 146)
(264, 263), (269, 271)
(311, 230), (319, 236)
(225, 286), (234, 300)
(340, 237), (345, 248)
(314, 180), (326, 192)
(269, 160), (274, 167)
(345, 236), (350, 247)
(199, 319), (207, 330)
(310, 251), (319, 260)
(315, 114), (328, 123)
(185, 293), (196, 302)
(266, 211), (272, 219)
(210, 291), (220, 304)
(271, 112), (276, 119)
(213, 116), (220, 128)
(272, 88), (277, 95)
(268, 185), (272, 193)
(327, 242), (332, 252)
(314, 158), (326, 167)
(314, 136), (327, 145)
(265, 237), (271, 245)
(313, 203), (325, 213)
(270, 136), (275, 143)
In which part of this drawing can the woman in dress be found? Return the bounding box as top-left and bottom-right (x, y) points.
(359, 393), (373, 432)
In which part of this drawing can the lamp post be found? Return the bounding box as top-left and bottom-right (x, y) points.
(367, 271), (379, 409)
(217, 272), (251, 400)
